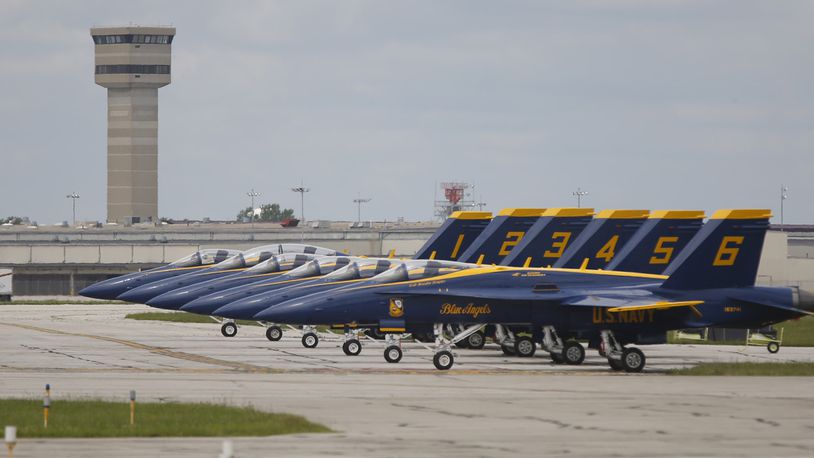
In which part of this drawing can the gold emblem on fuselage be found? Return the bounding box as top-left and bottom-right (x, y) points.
(389, 298), (404, 317)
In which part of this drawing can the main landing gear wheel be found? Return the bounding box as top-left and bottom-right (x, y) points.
(767, 342), (780, 354)
(221, 322), (237, 337)
(501, 343), (516, 356)
(301, 332), (319, 349)
(384, 345), (403, 363)
(608, 357), (625, 371)
(342, 339), (362, 356)
(466, 331), (486, 350)
(514, 336), (536, 358)
(563, 341), (586, 365)
(621, 348), (646, 373)
(550, 352), (565, 364)
(433, 350), (454, 370)
(265, 326), (283, 342)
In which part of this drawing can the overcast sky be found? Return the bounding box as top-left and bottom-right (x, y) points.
(1, 1), (812, 224)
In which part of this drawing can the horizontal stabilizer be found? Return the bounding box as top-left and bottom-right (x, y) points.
(729, 295), (814, 317)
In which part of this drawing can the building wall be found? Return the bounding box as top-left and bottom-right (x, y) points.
(107, 87), (159, 223)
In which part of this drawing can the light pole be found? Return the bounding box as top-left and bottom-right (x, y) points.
(474, 195), (487, 211)
(291, 182), (310, 224)
(780, 185), (789, 229)
(246, 188), (261, 228)
(572, 187), (588, 208)
(353, 196), (372, 224)
(66, 192), (80, 226)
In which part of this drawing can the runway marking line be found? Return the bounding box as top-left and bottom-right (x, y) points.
(0, 322), (277, 374)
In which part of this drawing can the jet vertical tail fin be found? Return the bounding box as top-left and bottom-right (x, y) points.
(457, 208), (547, 265)
(606, 210), (705, 274)
(500, 208), (594, 267)
(553, 210), (649, 270)
(413, 211), (492, 261)
(661, 209), (771, 290)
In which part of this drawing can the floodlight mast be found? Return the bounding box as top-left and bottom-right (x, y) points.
(246, 188), (261, 228)
(291, 181), (310, 224)
(572, 187), (588, 208)
(780, 184), (789, 229)
(353, 196), (372, 223)
(66, 192), (80, 226)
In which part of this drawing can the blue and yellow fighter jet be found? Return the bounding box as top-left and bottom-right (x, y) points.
(254, 209), (814, 371)
(114, 244), (345, 304)
(78, 248), (241, 300)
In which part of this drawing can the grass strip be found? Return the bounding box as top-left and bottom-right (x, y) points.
(668, 316), (814, 347)
(0, 399), (330, 438)
(668, 362), (814, 376)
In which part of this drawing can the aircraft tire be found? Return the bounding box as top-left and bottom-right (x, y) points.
(621, 348), (646, 373)
(563, 341), (586, 365)
(343, 339), (362, 356)
(466, 331), (486, 350)
(550, 352), (565, 364)
(767, 342), (780, 354)
(433, 350), (454, 370)
(384, 345), (402, 363)
(302, 332), (319, 349)
(265, 326), (283, 342)
(221, 322), (238, 338)
(501, 343), (516, 356)
(514, 336), (536, 358)
(608, 357), (625, 371)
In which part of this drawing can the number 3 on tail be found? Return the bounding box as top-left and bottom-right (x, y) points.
(713, 236), (744, 266)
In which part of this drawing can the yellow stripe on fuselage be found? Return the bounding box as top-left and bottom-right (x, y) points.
(349, 265), (667, 292)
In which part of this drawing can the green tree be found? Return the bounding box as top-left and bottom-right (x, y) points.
(236, 204), (295, 222)
(259, 203), (295, 222)
(236, 207), (254, 221)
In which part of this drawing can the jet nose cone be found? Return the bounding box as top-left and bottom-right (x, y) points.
(146, 289), (191, 310)
(79, 282), (117, 300)
(795, 288), (814, 312)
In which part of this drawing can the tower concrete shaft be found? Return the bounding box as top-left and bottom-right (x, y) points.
(91, 26), (175, 224)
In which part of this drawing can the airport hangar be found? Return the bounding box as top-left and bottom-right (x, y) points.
(0, 222), (813, 296)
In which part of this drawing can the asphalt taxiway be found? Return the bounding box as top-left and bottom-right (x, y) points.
(1, 303), (813, 457)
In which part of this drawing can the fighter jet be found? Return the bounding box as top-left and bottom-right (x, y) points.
(78, 248), (241, 300)
(254, 209), (814, 371)
(114, 244), (344, 304)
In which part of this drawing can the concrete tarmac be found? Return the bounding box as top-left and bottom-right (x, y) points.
(1, 303), (813, 457)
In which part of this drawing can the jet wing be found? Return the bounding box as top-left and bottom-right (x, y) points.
(562, 295), (704, 316)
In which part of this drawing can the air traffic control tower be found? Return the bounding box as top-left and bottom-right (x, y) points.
(91, 26), (175, 224)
